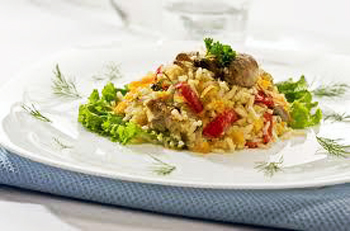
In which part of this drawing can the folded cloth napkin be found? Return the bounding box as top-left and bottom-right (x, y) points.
(0, 147), (349, 231)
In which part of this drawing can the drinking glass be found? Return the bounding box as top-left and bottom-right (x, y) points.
(162, 0), (251, 41)
(111, 0), (252, 42)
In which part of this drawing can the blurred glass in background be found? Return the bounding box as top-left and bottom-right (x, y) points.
(111, 0), (251, 42)
(162, 0), (250, 41)
(28, 0), (350, 55)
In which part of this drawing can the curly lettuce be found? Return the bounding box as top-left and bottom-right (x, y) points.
(78, 82), (154, 144)
(276, 75), (322, 129)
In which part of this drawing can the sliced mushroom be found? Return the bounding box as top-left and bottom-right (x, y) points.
(193, 53), (259, 88)
(145, 99), (171, 132)
(273, 105), (291, 122)
(175, 53), (192, 62)
(193, 58), (222, 77)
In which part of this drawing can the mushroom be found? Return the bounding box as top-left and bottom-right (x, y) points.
(273, 105), (291, 122)
(223, 53), (259, 88)
(193, 53), (259, 88)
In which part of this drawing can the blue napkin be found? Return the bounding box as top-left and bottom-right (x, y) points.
(0, 147), (349, 231)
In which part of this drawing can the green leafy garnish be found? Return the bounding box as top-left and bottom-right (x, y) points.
(312, 83), (350, 98)
(92, 62), (123, 82)
(324, 112), (350, 123)
(52, 64), (82, 99)
(289, 101), (322, 129)
(255, 156), (284, 177)
(316, 136), (350, 157)
(101, 82), (117, 102)
(276, 75), (322, 129)
(148, 155), (176, 176)
(276, 75), (309, 102)
(116, 86), (129, 96)
(52, 137), (73, 150)
(204, 38), (236, 68)
(78, 82), (154, 144)
(117, 122), (148, 145)
(22, 103), (52, 123)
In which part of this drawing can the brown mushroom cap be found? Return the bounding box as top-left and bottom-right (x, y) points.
(223, 53), (259, 88)
(273, 105), (291, 123)
(176, 52), (260, 88)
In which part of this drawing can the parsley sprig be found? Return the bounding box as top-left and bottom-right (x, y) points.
(204, 38), (236, 68)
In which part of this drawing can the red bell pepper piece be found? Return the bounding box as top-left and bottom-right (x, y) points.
(246, 141), (258, 148)
(255, 90), (274, 108)
(175, 82), (203, 114)
(203, 109), (239, 138)
(263, 112), (273, 143)
(155, 65), (163, 76)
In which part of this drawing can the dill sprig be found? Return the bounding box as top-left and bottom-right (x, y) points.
(255, 157), (284, 177)
(52, 64), (82, 99)
(52, 137), (73, 150)
(324, 112), (350, 123)
(149, 155), (176, 176)
(312, 83), (350, 98)
(316, 136), (350, 157)
(92, 62), (122, 82)
(22, 103), (52, 123)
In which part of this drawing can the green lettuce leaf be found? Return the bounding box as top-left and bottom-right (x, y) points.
(276, 75), (322, 129)
(101, 82), (117, 102)
(78, 82), (153, 144)
(276, 75), (309, 103)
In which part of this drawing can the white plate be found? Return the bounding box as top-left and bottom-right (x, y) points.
(1, 40), (350, 189)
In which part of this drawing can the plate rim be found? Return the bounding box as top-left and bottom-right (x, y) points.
(1, 40), (350, 190)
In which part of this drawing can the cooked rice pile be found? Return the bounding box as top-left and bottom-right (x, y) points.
(113, 56), (291, 153)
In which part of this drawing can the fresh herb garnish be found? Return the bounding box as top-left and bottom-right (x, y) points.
(255, 156), (284, 177)
(204, 38), (236, 68)
(324, 112), (350, 123)
(316, 136), (350, 157)
(52, 64), (82, 99)
(92, 62), (123, 82)
(52, 137), (73, 150)
(276, 75), (322, 129)
(22, 103), (52, 123)
(78, 82), (155, 144)
(312, 83), (350, 98)
(149, 155), (176, 176)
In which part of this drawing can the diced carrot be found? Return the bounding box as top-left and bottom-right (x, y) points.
(129, 75), (156, 90)
(114, 101), (128, 114)
(192, 141), (211, 153)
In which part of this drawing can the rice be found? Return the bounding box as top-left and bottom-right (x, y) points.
(115, 59), (291, 153)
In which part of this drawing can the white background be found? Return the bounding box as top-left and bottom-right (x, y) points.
(0, 0), (349, 230)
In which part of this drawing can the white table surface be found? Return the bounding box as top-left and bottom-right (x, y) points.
(1, 0), (349, 230)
